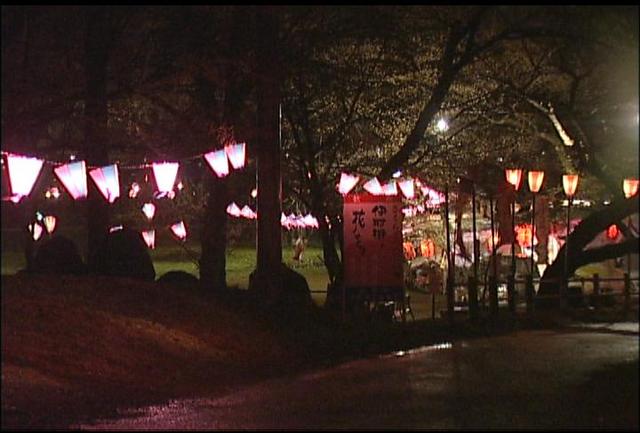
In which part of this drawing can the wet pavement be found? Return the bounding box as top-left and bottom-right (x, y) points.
(78, 323), (639, 430)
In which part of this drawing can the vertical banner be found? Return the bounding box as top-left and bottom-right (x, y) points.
(343, 193), (403, 291)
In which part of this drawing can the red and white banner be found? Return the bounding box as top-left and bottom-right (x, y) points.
(343, 193), (403, 289)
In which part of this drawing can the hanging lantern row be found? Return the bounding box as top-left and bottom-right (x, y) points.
(2, 143), (246, 203)
(225, 202), (319, 229)
(337, 172), (445, 206)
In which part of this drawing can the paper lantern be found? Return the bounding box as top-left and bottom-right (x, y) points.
(623, 178), (639, 198)
(204, 150), (229, 177)
(240, 205), (256, 219)
(142, 230), (156, 249)
(251, 188), (258, 198)
(89, 164), (120, 203)
(170, 221), (187, 241)
(43, 215), (57, 235)
(129, 182), (141, 198)
(226, 202), (241, 217)
(152, 162), (179, 193)
(29, 223), (43, 241)
(363, 177), (383, 195)
(382, 180), (398, 196)
(225, 142), (246, 169)
(6, 153), (44, 200)
(606, 224), (619, 240)
(398, 179), (415, 199)
(54, 161), (88, 200)
(527, 171), (545, 193)
(337, 173), (359, 196)
(421, 185), (445, 207)
(302, 214), (319, 229)
(562, 174), (579, 197)
(142, 203), (156, 220)
(505, 168), (523, 190)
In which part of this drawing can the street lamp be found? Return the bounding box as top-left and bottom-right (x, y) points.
(505, 168), (523, 314)
(527, 171), (544, 310)
(623, 178), (638, 277)
(562, 174), (579, 297)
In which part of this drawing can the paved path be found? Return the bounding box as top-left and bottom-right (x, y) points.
(78, 323), (639, 430)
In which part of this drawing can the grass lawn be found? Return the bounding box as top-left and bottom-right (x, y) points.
(2, 242), (330, 294)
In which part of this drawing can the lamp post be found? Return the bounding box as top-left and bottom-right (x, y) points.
(562, 174), (579, 304)
(623, 178), (639, 277)
(527, 171), (544, 313)
(505, 168), (523, 314)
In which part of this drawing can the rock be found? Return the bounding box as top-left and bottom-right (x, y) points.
(32, 235), (87, 275)
(92, 228), (155, 281)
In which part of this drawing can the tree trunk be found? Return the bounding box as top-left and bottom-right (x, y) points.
(200, 176), (228, 290)
(538, 198), (639, 296)
(250, 6), (283, 303)
(84, 7), (110, 269)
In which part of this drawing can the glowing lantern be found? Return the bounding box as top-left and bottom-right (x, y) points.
(6, 153), (44, 200)
(403, 242), (416, 260)
(29, 223), (43, 241)
(170, 221), (187, 241)
(204, 149), (229, 178)
(142, 203), (156, 220)
(420, 239), (435, 258)
(382, 181), (398, 196)
(142, 230), (156, 249)
(43, 215), (57, 235)
(337, 173), (360, 196)
(251, 188), (258, 198)
(280, 212), (288, 227)
(89, 164), (120, 203)
(54, 161), (88, 200)
(226, 202), (242, 217)
(363, 177), (383, 195)
(527, 171), (545, 193)
(129, 182), (141, 198)
(606, 224), (619, 240)
(505, 168), (523, 190)
(623, 178), (639, 198)
(515, 223), (537, 249)
(303, 214), (319, 229)
(421, 185), (445, 207)
(152, 162), (179, 194)
(562, 174), (579, 197)
(240, 205), (256, 219)
(398, 179), (415, 199)
(109, 225), (124, 233)
(225, 142), (246, 169)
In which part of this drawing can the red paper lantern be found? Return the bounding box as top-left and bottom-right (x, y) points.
(606, 224), (619, 240)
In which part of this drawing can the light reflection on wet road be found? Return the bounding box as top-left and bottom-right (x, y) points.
(79, 324), (639, 430)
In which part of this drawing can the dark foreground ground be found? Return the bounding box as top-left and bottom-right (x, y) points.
(2, 274), (638, 430)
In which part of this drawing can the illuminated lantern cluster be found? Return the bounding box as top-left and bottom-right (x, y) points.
(280, 213), (320, 230)
(204, 142), (246, 178)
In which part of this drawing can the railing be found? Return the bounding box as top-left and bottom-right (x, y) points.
(450, 272), (640, 321)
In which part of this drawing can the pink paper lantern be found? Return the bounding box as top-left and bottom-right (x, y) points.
(142, 203), (156, 220)
(129, 182), (141, 198)
(382, 180), (398, 196)
(89, 164), (120, 203)
(204, 150), (229, 178)
(170, 221), (187, 241)
(43, 215), (57, 235)
(337, 173), (360, 196)
(6, 153), (44, 200)
(142, 230), (156, 249)
(226, 202), (242, 217)
(240, 205), (256, 219)
(152, 162), (179, 194)
(225, 142), (246, 169)
(398, 179), (415, 199)
(29, 223), (44, 241)
(363, 177), (383, 195)
(54, 161), (88, 200)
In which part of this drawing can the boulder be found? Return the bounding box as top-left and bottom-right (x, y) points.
(92, 228), (155, 281)
(32, 235), (86, 275)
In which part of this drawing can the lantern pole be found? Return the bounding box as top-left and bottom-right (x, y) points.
(489, 194), (498, 318)
(444, 184), (454, 326)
